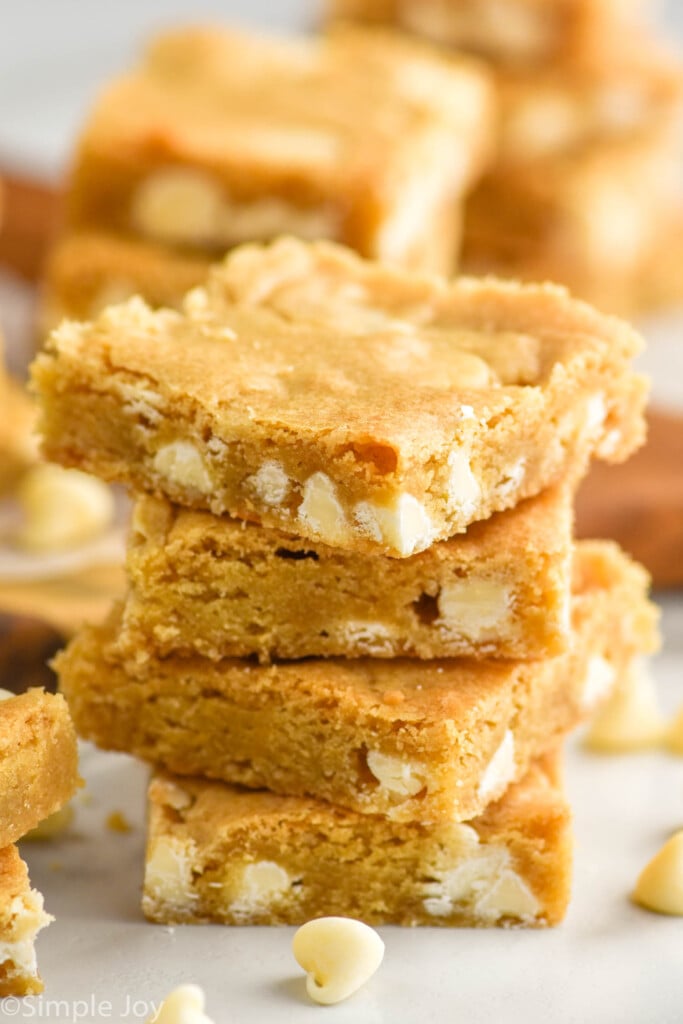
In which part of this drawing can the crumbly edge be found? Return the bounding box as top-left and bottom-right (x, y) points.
(0, 690), (81, 848)
(141, 752), (571, 927)
(0, 845), (52, 997)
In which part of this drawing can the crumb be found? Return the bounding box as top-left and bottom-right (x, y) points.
(106, 810), (132, 833)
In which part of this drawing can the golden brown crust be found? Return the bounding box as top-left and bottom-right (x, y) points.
(142, 752), (572, 927)
(56, 542), (659, 824)
(0, 690), (81, 848)
(32, 237), (646, 557)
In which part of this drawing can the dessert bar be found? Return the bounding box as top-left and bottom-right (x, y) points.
(32, 238), (647, 557)
(0, 690), (80, 847)
(143, 753), (571, 927)
(66, 25), (493, 274)
(56, 543), (658, 824)
(120, 486), (573, 662)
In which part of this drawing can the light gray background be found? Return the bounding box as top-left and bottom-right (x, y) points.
(0, 0), (681, 177)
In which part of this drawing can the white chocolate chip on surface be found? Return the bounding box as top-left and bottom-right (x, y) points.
(366, 751), (426, 798)
(292, 917), (385, 1006)
(437, 578), (511, 640)
(15, 464), (115, 553)
(246, 460), (290, 507)
(153, 441), (213, 494)
(478, 730), (516, 802)
(633, 832), (683, 916)
(584, 660), (665, 752)
(146, 984), (215, 1024)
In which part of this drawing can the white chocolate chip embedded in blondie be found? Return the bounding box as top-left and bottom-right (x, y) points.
(33, 238), (647, 557)
(141, 752), (572, 927)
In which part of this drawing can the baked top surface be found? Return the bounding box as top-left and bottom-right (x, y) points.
(79, 24), (490, 181)
(39, 237), (642, 455)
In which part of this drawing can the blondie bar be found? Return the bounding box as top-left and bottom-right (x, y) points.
(56, 543), (658, 824)
(143, 753), (571, 927)
(40, 231), (212, 334)
(0, 690), (80, 848)
(464, 133), (683, 315)
(327, 0), (645, 67)
(66, 25), (494, 274)
(33, 238), (646, 558)
(0, 845), (52, 996)
(120, 485), (572, 662)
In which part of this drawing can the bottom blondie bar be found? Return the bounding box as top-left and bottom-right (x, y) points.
(0, 845), (52, 996)
(143, 752), (571, 927)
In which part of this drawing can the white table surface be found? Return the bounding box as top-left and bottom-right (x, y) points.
(1, 3), (682, 1022)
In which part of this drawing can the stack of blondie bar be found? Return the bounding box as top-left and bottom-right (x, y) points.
(34, 237), (659, 927)
(329, 0), (683, 315)
(41, 24), (494, 329)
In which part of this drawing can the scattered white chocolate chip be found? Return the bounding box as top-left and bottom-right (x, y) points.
(15, 464), (115, 553)
(246, 460), (290, 507)
(633, 831), (683, 916)
(437, 578), (511, 640)
(299, 472), (348, 544)
(153, 441), (213, 494)
(446, 450), (480, 517)
(580, 655), (617, 713)
(292, 917), (385, 1006)
(584, 660), (665, 752)
(478, 730), (515, 802)
(366, 751), (426, 798)
(146, 984), (215, 1024)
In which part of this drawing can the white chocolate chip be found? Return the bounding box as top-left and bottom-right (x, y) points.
(366, 751), (426, 798)
(581, 655), (617, 713)
(246, 460), (291, 507)
(495, 458), (526, 499)
(145, 837), (197, 908)
(446, 450), (480, 517)
(355, 494), (434, 556)
(343, 621), (395, 656)
(474, 869), (540, 921)
(585, 393), (607, 435)
(478, 730), (515, 802)
(584, 660), (665, 752)
(153, 441), (213, 494)
(15, 464), (115, 553)
(437, 578), (512, 640)
(298, 472), (348, 544)
(132, 169), (225, 246)
(633, 832), (683, 916)
(229, 861), (292, 917)
(146, 984), (215, 1024)
(292, 917), (385, 1006)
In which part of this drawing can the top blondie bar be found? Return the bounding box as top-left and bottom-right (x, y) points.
(65, 24), (493, 273)
(33, 238), (646, 557)
(327, 0), (646, 67)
